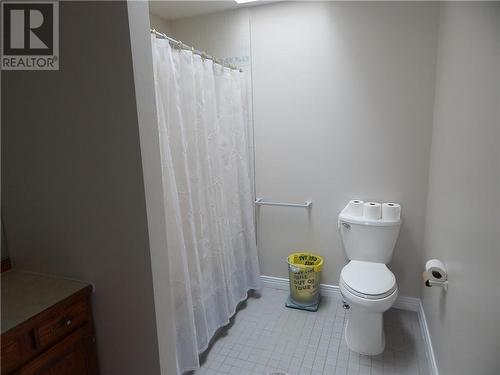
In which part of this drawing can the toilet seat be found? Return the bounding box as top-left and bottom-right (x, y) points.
(340, 261), (397, 300)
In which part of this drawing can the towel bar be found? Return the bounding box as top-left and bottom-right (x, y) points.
(255, 198), (312, 208)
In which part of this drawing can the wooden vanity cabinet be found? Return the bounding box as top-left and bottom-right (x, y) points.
(1, 281), (98, 375)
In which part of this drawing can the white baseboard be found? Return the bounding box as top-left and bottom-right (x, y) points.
(260, 274), (437, 374)
(260, 275), (341, 298)
(259, 275), (290, 291)
(392, 295), (420, 312)
(418, 301), (439, 375)
(260, 275), (419, 311)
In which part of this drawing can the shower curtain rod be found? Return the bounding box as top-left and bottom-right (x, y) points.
(150, 29), (243, 72)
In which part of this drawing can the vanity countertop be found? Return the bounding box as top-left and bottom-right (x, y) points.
(1, 270), (90, 334)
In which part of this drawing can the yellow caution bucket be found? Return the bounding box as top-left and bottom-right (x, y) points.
(287, 252), (323, 308)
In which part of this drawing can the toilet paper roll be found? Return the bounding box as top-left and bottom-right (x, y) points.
(425, 259), (447, 281)
(363, 202), (382, 220)
(347, 199), (364, 217)
(382, 202), (401, 221)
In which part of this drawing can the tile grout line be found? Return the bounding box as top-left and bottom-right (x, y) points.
(195, 287), (433, 375)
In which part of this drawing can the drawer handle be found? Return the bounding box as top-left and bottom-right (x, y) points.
(62, 317), (72, 327)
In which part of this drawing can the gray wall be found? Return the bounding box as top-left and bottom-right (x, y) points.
(1, 2), (161, 374)
(1, 220), (9, 260)
(422, 3), (500, 375)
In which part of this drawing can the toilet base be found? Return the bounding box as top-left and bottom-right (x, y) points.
(345, 308), (385, 355)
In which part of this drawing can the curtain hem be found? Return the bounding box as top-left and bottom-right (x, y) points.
(196, 284), (260, 356)
(179, 284), (261, 375)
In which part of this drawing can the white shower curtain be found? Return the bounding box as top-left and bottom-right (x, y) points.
(151, 36), (261, 374)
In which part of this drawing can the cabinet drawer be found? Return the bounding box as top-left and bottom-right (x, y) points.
(15, 324), (97, 375)
(34, 299), (91, 350)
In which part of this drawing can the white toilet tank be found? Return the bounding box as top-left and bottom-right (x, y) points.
(338, 206), (401, 264)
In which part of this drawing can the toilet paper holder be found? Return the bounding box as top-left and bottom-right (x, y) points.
(423, 267), (448, 291)
(424, 278), (448, 291)
(423, 259), (448, 291)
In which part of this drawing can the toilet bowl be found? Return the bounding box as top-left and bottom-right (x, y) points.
(339, 260), (398, 355)
(337, 202), (401, 355)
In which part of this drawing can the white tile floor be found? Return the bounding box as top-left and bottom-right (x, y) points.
(193, 287), (431, 375)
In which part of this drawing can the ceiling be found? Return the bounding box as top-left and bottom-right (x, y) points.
(149, 1), (240, 21)
(149, 1), (277, 21)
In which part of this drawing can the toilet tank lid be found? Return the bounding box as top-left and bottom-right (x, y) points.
(339, 209), (401, 227)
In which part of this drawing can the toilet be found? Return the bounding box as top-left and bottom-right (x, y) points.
(338, 204), (401, 355)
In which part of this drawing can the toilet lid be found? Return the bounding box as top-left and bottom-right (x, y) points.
(340, 261), (397, 299)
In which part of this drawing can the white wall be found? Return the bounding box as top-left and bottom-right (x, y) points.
(149, 12), (171, 34)
(130, 2), (179, 375)
(168, 8), (251, 69)
(167, 2), (440, 298)
(251, 2), (439, 297)
(422, 3), (500, 375)
(1, 2), (161, 374)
